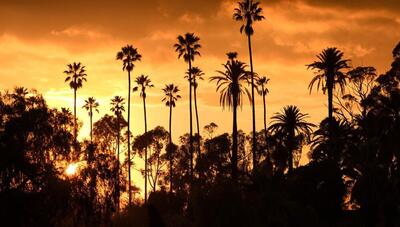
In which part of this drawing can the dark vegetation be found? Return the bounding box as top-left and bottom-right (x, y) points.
(1, 0), (400, 226)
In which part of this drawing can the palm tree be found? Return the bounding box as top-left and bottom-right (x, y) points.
(110, 96), (125, 162)
(256, 76), (270, 138)
(234, 0), (265, 170)
(162, 84), (181, 193)
(110, 95), (125, 212)
(64, 62), (87, 151)
(133, 74), (154, 203)
(82, 97), (99, 143)
(307, 47), (350, 127)
(269, 105), (314, 173)
(174, 33), (201, 178)
(210, 52), (251, 181)
(185, 66), (204, 155)
(116, 45), (142, 206)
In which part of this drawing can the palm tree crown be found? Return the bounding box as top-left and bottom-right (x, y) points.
(162, 84), (181, 107)
(185, 67), (205, 88)
(269, 105), (315, 172)
(256, 76), (269, 96)
(133, 75), (154, 98)
(233, 0), (265, 36)
(110, 96), (125, 116)
(269, 105), (314, 138)
(116, 45), (142, 72)
(64, 62), (87, 90)
(210, 53), (251, 109)
(307, 47), (350, 94)
(83, 97), (99, 117)
(174, 33), (201, 63)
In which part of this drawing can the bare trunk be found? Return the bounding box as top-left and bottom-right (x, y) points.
(143, 95), (148, 204)
(327, 72), (334, 161)
(74, 83), (77, 154)
(127, 70), (132, 206)
(188, 57), (193, 180)
(169, 99), (173, 193)
(116, 115), (120, 212)
(232, 91), (238, 182)
(194, 82), (201, 158)
(247, 34), (257, 171)
(90, 109), (93, 143)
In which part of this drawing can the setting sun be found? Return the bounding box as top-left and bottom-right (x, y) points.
(65, 163), (78, 176)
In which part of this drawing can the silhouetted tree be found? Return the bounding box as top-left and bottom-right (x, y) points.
(133, 74), (154, 203)
(269, 105), (314, 173)
(162, 84), (181, 193)
(116, 45), (142, 206)
(307, 48), (350, 133)
(210, 52), (251, 181)
(83, 97), (99, 143)
(174, 33), (201, 178)
(64, 62), (87, 151)
(203, 122), (218, 139)
(186, 66), (204, 156)
(256, 76), (270, 138)
(234, 0), (265, 169)
(133, 126), (169, 193)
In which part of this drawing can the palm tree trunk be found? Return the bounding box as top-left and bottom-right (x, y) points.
(288, 130), (294, 174)
(74, 86), (77, 154)
(127, 70), (132, 206)
(262, 89), (267, 139)
(247, 34), (257, 171)
(188, 58), (194, 180)
(232, 91), (238, 182)
(169, 98), (173, 193)
(143, 95), (148, 204)
(116, 115), (120, 212)
(90, 110), (93, 143)
(194, 83), (201, 157)
(327, 73), (334, 161)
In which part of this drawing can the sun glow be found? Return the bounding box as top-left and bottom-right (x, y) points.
(65, 163), (78, 176)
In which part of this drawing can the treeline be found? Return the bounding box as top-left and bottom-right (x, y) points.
(0, 41), (399, 226)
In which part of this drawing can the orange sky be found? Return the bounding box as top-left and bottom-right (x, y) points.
(1, 0), (399, 194)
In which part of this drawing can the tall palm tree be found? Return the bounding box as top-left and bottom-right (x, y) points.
(116, 45), (142, 206)
(234, 0), (265, 170)
(82, 97), (99, 143)
(269, 105), (314, 173)
(210, 52), (251, 181)
(307, 47), (350, 126)
(256, 76), (270, 138)
(185, 66), (204, 155)
(162, 84), (181, 193)
(110, 96), (125, 162)
(110, 95), (125, 212)
(133, 74), (154, 203)
(174, 33), (201, 178)
(64, 62), (87, 151)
